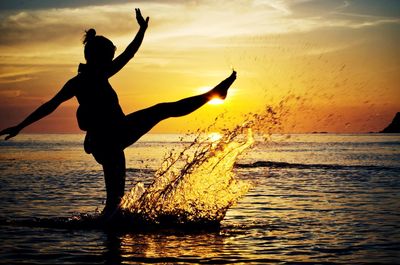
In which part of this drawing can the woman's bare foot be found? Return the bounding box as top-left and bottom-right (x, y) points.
(210, 70), (237, 100)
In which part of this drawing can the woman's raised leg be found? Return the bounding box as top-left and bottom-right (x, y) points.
(122, 71), (236, 147)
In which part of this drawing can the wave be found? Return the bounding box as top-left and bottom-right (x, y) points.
(235, 160), (399, 171)
(0, 214), (221, 231)
(125, 168), (155, 174)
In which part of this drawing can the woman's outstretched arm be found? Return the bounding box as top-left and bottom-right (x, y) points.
(0, 79), (76, 140)
(108, 8), (149, 77)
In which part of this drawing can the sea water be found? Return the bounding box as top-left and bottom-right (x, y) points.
(0, 133), (399, 264)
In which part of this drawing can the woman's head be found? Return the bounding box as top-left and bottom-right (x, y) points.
(83, 29), (116, 65)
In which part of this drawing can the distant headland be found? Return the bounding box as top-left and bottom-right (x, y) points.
(380, 112), (400, 133)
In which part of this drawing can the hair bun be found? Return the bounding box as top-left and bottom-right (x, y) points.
(83, 28), (96, 44)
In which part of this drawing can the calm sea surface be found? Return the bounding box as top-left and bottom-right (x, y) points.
(0, 133), (399, 264)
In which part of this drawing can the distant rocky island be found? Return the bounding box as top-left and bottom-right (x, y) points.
(380, 112), (400, 133)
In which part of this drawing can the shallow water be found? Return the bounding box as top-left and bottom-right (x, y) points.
(1, 133), (400, 264)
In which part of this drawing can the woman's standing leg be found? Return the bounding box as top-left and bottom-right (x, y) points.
(100, 149), (126, 217)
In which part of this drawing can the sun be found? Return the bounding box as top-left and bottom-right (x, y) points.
(196, 86), (225, 105)
(208, 97), (225, 105)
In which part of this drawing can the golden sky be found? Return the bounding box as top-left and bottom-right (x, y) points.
(0, 0), (399, 133)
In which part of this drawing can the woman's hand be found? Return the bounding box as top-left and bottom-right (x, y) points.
(0, 125), (21, 140)
(135, 8), (149, 29)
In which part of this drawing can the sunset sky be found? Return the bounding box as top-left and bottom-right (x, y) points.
(0, 0), (399, 133)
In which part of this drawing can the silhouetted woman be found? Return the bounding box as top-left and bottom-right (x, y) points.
(0, 9), (236, 218)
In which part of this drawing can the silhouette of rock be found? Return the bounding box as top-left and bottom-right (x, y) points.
(381, 112), (400, 133)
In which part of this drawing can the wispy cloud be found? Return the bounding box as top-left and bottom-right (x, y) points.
(304, 40), (363, 55)
(0, 0), (133, 11)
(0, 0), (398, 82)
(0, 66), (42, 84)
(0, 89), (21, 97)
(1, 0), (398, 50)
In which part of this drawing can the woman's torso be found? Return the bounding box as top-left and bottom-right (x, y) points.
(73, 64), (126, 154)
(74, 64), (125, 131)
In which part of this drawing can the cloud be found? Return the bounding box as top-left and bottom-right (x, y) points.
(1, 0), (398, 48)
(0, 0), (398, 67)
(0, 0), (138, 11)
(286, 0), (400, 18)
(304, 41), (363, 55)
(0, 89), (21, 97)
(341, 0), (400, 18)
(0, 5), (136, 47)
(0, 65), (43, 83)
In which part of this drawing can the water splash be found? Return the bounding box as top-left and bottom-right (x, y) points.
(121, 128), (254, 225)
(119, 96), (298, 227)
